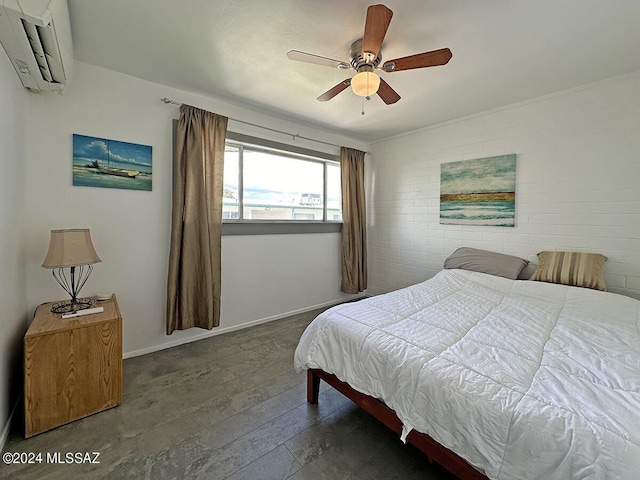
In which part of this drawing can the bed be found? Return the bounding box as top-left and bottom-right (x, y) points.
(294, 253), (640, 479)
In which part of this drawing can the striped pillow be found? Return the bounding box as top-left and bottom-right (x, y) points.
(530, 251), (607, 291)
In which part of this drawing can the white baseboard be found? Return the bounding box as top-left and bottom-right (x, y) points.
(123, 297), (363, 359)
(0, 399), (19, 452)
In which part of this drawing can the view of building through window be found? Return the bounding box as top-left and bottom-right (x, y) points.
(223, 142), (342, 221)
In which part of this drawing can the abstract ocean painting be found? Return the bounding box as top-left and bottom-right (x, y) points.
(73, 134), (152, 191)
(440, 154), (516, 227)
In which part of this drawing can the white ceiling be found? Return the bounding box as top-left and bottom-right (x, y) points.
(67, 0), (640, 142)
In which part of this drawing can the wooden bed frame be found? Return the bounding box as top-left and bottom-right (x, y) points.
(307, 368), (488, 480)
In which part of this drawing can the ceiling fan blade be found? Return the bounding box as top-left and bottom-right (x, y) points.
(377, 78), (400, 105)
(317, 80), (351, 101)
(362, 4), (393, 59)
(287, 50), (350, 69)
(382, 48), (452, 72)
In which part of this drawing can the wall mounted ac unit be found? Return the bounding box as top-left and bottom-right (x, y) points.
(0, 0), (72, 93)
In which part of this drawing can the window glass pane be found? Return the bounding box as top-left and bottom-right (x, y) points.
(243, 150), (324, 221)
(326, 163), (342, 221)
(223, 145), (240, 219)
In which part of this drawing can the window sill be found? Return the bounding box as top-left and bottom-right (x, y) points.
(222, 222), (342, 236)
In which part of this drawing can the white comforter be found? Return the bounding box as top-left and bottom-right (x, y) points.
(294, 269), (640, 479)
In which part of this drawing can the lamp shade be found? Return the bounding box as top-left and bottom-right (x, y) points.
(42, 229), (101, 268)
(351, 71), (380, 97)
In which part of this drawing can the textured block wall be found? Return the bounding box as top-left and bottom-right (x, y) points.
(367, 73), (640, 299)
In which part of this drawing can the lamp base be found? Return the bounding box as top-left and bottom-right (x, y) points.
(51, 298), (95, 315)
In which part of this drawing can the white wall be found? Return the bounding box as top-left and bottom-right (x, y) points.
(0, 52), (28, 444)
(222, 233), (346, 321)
(26, 61), (368, 357)
(368, 72), (640, 299)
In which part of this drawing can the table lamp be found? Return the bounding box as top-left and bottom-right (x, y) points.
(42, 228), (102, 314)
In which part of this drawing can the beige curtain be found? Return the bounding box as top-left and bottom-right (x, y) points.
(166, 105), (228, 334)
(340, 147), (367, 293)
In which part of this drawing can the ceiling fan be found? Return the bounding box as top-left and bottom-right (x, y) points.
(287, 4), (452, 105)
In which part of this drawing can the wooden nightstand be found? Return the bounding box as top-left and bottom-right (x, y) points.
(24, 295), (123, 437)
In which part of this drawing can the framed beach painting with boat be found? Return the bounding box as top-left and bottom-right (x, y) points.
(440, 154), (516, 227)
(72, 134), (152, 191)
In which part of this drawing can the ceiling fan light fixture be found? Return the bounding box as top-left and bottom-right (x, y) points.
(351, 70), (380, 97)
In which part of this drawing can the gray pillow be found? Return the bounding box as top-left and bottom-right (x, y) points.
(444, 247), (529, 279)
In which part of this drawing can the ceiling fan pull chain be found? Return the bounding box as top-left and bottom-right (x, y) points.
(361, 96), (365, 116)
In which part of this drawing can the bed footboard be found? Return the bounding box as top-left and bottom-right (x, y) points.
(307, 368), (488, 480)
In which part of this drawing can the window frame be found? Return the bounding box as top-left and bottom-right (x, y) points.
(222, 132), (343, 235)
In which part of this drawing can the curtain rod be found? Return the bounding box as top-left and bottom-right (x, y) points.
(160, 97), (369, 154)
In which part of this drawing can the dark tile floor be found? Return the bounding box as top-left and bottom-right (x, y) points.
(2, 308), (455, 479)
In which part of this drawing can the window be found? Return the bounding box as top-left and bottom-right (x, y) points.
(223, 134), (342, 223)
